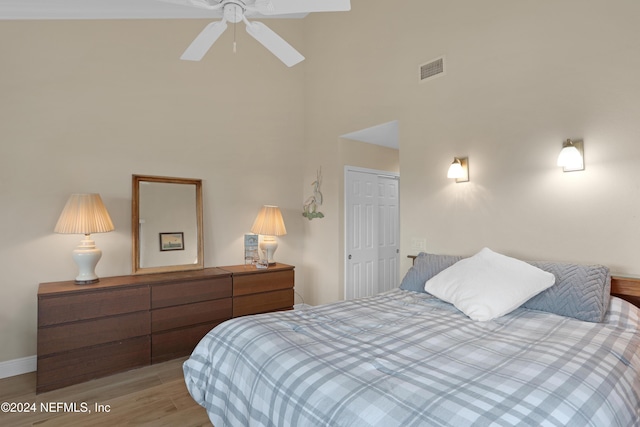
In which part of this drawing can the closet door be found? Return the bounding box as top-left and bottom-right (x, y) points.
(345, 168), (399, 300)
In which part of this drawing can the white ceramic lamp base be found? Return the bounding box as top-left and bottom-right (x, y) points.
(72, 235), (102, 284)
(259, 236), (278, 266)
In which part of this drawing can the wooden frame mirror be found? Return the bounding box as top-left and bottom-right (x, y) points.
(132, 175), (204, 274)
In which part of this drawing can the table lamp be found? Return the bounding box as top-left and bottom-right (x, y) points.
(250, 205), (286, 266)
(54, 193), (115, 284)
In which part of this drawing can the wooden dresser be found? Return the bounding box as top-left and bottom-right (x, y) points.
(149, 270), (232, 364)
(37, 276), (154, 394)
(219, 263), (295, 317)
(37, 263), (294, 393)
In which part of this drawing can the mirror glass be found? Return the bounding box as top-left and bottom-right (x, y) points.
(132, 175), (203, 274)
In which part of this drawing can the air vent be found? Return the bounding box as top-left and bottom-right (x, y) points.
(419, 57), (445, 82)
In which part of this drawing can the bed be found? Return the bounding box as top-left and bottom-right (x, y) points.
(184, 250), (640, 426)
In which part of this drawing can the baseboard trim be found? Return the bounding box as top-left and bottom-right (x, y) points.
(0, 355), (36, 379)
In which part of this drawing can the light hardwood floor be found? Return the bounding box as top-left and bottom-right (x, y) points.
(0, 358), (213, 427)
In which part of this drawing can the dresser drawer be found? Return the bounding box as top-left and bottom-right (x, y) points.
(233, 288), (294, 317)
(38, 311), (150, 355)
(233, 270), (294, 296)
(36, 336), (150, 393)
(151, 298), (231, 333)
(152, 277), (232, 309)
(38, 286), (150, 327)
(152, 322), (222, 363)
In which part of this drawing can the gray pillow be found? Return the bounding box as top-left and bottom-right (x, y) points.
(400, 252), (611, 323)
(523, 261), (611, 323)
(399, 252), (463, 293)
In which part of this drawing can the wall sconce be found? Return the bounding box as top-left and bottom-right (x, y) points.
(447, 157), (469, 183)
(557, 139), (584, 172)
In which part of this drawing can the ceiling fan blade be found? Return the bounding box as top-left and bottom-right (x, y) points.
(156, 0), (223, 12)
(257, 0), (351, 15)
(245, 21), (305, 67)
(181, 20), (228, 61)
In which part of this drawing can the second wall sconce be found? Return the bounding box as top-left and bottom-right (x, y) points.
(447, 157), (469, 183)
(557, 139), (584, 172)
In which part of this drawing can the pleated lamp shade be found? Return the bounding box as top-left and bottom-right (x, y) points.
(250, 205), (286, 265)
(54, 193), (114, 284)
(250, 205), (287, 236)
(54, 194), (115, 235)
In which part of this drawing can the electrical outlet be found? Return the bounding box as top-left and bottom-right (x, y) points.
(411, 238), (427, 253)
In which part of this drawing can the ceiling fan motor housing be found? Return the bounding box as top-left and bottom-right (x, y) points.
(223, 0), (246, 23)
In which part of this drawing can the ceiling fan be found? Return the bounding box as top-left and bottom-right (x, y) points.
(159, 0), (351, 67)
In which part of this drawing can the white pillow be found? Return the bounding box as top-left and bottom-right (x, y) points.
(424, 247), (555, 321)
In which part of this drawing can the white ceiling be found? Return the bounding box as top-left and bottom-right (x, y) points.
(0, 0), (221, 19)
(341, 121), (399, 150)
(0, 0), (300, 20)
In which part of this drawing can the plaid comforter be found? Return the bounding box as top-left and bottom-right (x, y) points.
(184, 290), (640, 426)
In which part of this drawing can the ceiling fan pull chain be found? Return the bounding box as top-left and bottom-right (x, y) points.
(233, 5), (240, 53)
(233, 20), (237, 53)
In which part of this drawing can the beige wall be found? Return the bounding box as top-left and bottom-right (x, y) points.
(0, 19), (307, 363)
(3, 0), (640, 366)
(303, 0), (640, 304)
(341, 139), (399, 173)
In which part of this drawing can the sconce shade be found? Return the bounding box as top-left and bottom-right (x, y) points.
(54, 193), (114, 284)
(447, 157), (469, 183)
(54, 193), (115, 234)
(250, 205), (287, 236)
(447, 159), (464, 179)
(557, 139), (584, 172)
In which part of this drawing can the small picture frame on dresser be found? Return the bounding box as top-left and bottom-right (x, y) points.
(244, 233), (259, 264)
